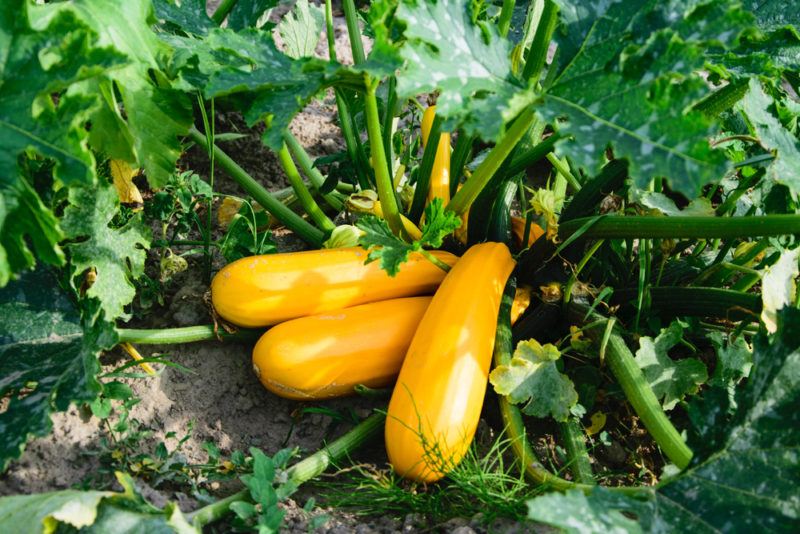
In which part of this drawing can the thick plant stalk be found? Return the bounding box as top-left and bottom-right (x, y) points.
(448, 107), (536, 215)
(497, 0), (517, 37)
(211, 0), (238, 24)
(188, 127), (325, 247)
(559, 419), (594, 485)
(574, 310), (693, 469)
(282, 131), (345, 211)
(117, 326), (262, 345)
(189, 412), (385, 529)
(494, 281), (586, 491)
(276, 143), (335, 232)
(342, 0), (366, 65)
(365, 79), (407, 238)
(522, 0), (559, 83)
(559, 214), (800, 239)
(612, 286), (761, 321)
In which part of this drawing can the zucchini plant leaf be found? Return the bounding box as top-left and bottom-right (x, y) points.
(278, 0), (325, 59)
(0, 268), (116, 472)
(489, 339), (578, 421)
(706, 331), (752, 392)
(542, 0), (748, 198)
(0, 472), (195, 533)
(759, 247), (800, 333)
(152, 0), (215, 36)
(356, 199), (460, 276)
(356, 215), (414, 277)
(0, 0), (124, 285)
(227, 0), (280, 31)
(529, 308), (800, 532)
(61, 183), (151, 321)
(57, 0), (193, 189)
(634, 320), (708, 411)
(394, 0), (533, 141)
(740, 80), (800, 199)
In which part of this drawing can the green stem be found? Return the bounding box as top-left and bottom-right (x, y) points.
(117, 326), (262, 345)
(497, 0), (516, 37)
(449, 132), (474, 196)
(190, 412), (385, 529)
(283, 131), (345, 211)
(365, 79), (407, 238)
(560, 214), (800, 239)
(559, 418), (595, 485)
(409, 114), (443, 222)
(342, 0), (366, 65)
(505, 132), (560, 177)
(494, 281), (586, 491)
(287, 412), (385, 484)
(546, 152), (581, 191)
(612, 286), (761, 320)
(448, 107), (536, 215)
(189, 127), (325, 247)
(420, 249), (452, 273)
(574, 310), (693, 469)
(211, 0), (239, 24)
(277, 143), (335, 232)
(521, 0), (559, 83)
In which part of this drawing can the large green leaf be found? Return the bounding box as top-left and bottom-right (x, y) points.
(0, 268), (116, 471)
(0, 473), (195, 534)
(740, 79), (800, 199)
(49, 0), (193, 189)
(62, 183), (150, 321)
(528, 308), (800, 531)
(0, 0), (123, 284)
(394, 0), (533, 141)
(542, 0), (748, 197)
(277, 0), (325, 59)
(227, 0), (280, 31)
(153, 0), (216, 36)
(743, 0), (799, 31)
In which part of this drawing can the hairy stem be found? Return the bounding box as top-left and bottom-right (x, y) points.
(342, 0), (366, 65)
(559, 418), (594, 485)
(448, 107), (536, 215)
(560, 214), (800, 239)
(365, 79), (407, 238)
(277, 143), (335, 232)
(211, 0), (239, 24)
(188, 127), (325, 247)
(497, 0), (516, 37)
(117, 326), (262, 345)
(283, 131), (345, 211)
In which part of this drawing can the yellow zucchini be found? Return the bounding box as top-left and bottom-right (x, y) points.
(251, 287), (530, 400)
(211, 248), (458, 327)
(421, 106), (451, 204)
(385, 242), (515, 482)
(511, 216), (544, 249)
(252, 297), (431, 400)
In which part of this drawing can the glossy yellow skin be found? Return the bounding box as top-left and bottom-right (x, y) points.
(385, 242), (515, 482)
(252, 297), (431, 400)
(211, 248), (458, 327)
(252, 287), (530, 401)
(421, 106), (451, 204)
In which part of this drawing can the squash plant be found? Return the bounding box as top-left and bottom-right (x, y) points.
(1, 0), (799, 531)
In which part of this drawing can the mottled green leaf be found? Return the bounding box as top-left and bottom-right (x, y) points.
(152, 0), (215, 36)
(0, 268), (116, 471)
(740, 79), (800, 199)
(394, 0), (533, 141)
(227, 0), (279, 31)
(636, 192), (715, 217)
(707, 331), (752, 391)
(527, 488), (644, 534)
(743, 0), (800, 31)
(278, 0), (324, 59)
(529, 308), (800, 531)
(634, 320), (708, 410)
(62, 183), (150, 321)
(490, 339), (578, 421)
(543, 0), (749, 197)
